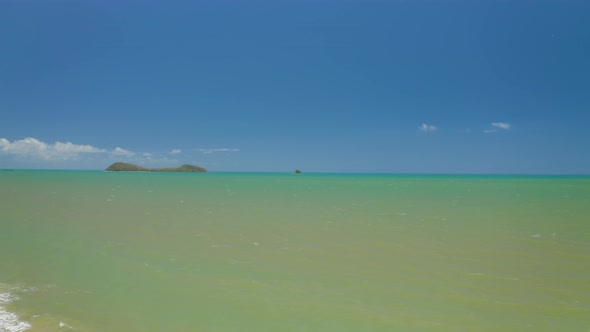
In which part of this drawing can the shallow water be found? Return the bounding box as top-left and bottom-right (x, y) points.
(1, 171), (589, 331)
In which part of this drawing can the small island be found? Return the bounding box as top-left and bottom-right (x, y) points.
(294, 169), (302, 174)
(106, 162), (207, 173)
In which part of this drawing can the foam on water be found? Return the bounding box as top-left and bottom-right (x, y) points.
(0, 286), (31, 332)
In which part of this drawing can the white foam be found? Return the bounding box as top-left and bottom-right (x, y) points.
(0, 291), (31, 332)
(0, 307), (31, 332)
(0, 292), (19, 304)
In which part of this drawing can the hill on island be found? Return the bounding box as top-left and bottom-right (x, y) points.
(106, 162), (207, 173)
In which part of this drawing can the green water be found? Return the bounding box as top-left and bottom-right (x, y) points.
(1, 171), (589, 331)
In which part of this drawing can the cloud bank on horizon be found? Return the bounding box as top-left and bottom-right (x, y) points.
(0, 137), (174, 166)
(0, 137), (247, 169)
(0, 137), (107, 160)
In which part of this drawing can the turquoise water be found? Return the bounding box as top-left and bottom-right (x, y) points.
(1, 171), (589, 331)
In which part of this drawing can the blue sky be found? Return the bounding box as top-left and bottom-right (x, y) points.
(1, 0), (589, 173)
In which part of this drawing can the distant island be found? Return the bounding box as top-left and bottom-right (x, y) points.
(106, 162), (207, 173)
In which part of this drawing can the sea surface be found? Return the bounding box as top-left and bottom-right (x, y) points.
(1, 171), (589, 331)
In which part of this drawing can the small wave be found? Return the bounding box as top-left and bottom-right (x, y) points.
(0, 287), (31, 332)
(0, 307), (31, 332)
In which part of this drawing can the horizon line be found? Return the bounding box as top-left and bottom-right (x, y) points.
(1, 168), (588, 176)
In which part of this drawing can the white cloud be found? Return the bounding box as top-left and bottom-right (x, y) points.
(169, 149), (182, 155)
(128, 152), (180, 167)
(196, 148), (240, 154)
(53, 141), (104, 153)
(484, 122), (511, 133)
(418, 123), (437, 132)
(491, 122), (511, 130)
(0, 137), (105, 160)
(113, 147), (133, 156)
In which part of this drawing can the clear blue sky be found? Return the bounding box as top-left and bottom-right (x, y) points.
(1, 0), (589, 173)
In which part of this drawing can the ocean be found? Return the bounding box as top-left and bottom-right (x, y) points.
(1, 171), (589, 331)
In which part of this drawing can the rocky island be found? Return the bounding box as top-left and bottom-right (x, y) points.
(106, 162), (207, 173)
